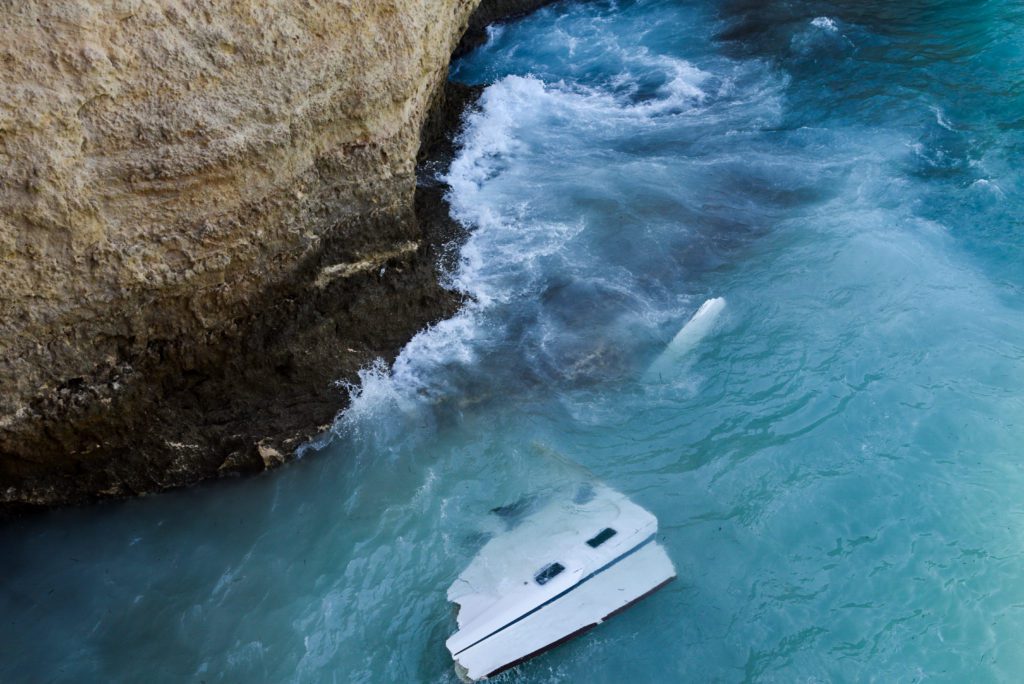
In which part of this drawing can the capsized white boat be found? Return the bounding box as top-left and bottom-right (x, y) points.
(445, 482), (676, 681)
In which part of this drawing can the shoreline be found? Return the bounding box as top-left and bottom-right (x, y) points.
(0, 0), (553, 516)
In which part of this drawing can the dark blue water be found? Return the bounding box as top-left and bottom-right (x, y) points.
(3, 0), (1024, 681)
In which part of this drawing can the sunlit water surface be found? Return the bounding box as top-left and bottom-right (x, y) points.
(4, 0), (1024, 681)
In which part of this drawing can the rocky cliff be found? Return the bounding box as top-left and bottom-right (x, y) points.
(0, 0), (502, 512)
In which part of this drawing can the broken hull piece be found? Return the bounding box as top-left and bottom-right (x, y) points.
(452, 542), (674, 680)
(446, 485), (676, 680)
(642, 296), (726, 383)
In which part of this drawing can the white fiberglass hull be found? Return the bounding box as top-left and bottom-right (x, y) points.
(448, 538), (675, 680)
(642, 296), (726, 383)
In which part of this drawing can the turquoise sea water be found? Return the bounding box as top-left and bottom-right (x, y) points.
(4, 0), (1024, 681)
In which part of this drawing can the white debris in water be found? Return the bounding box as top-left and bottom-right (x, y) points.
(642, 297), (727, 383)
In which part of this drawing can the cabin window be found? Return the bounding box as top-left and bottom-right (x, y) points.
(534, 562), (565, 585)
(586, 527), (617, 548)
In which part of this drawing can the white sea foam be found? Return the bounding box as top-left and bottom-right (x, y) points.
(811, 16), (838, 32)
(444, 70), (712, 237)
(336, 58), (727, 427)
(484, 23), (506, 45)
(970, 178), (1006, 199)
(338, 79), (586, 427)
(629, 48), (710, 112)
(930, 105), (956, 131)
(337, 312), (485, 430)
(793, 16), (854, 53)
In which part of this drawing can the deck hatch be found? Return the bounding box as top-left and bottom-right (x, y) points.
(586, 527), (617, 548)
(534, 562), (565, 585)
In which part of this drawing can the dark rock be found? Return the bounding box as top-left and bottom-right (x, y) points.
(455, 0), (568, 58)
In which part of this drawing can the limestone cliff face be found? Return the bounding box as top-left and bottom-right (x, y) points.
(0, 0), (483, 509)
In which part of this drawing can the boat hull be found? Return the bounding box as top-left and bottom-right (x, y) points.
(450, 540), (676, 680)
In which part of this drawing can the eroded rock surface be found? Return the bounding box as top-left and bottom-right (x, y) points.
(0, 0), (490, 510)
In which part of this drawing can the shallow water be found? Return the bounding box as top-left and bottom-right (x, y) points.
(4, 0), (1024, 681)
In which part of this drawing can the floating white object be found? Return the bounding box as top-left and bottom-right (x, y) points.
(642, 296), (726, 383)
(446, 483), (676, 681)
